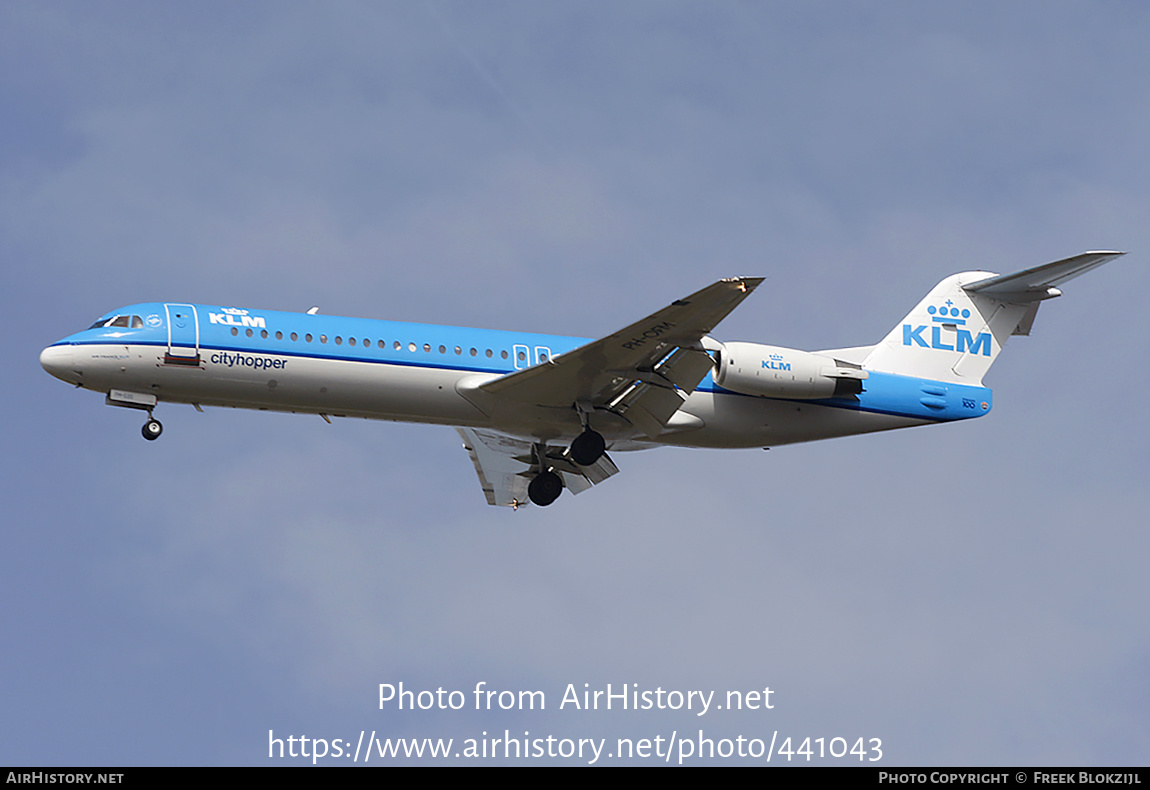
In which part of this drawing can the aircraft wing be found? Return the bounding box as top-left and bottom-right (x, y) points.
(964, 251), (1125, 301)
(479, 276), (763, 438)
(456, 427), (619, 507)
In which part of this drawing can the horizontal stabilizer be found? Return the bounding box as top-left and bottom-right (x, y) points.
(963, 251), (1125, 302)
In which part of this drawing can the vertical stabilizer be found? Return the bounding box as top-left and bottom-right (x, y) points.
(863, 252), (1124, 385)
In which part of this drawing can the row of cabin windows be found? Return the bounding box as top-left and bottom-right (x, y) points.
(227, 326), (536, 362)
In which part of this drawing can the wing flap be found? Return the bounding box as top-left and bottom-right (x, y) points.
(556, 451), (619, 494)
(613, 383), (688, 439)
(457, 428), (530, 506)
(654, 347), (717, 394)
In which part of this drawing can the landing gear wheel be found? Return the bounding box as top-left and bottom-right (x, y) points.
(142, 418), (163, 441)
(528, 470), (563, 506)
(570, 429), (605, 466)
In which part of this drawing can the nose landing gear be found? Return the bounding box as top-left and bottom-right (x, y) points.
(142, 416), (163, 441)
(104, 390), (164, 441)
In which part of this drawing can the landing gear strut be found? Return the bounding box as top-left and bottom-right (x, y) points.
(528, 470), (563, 507)
(142, 416), (163, 441)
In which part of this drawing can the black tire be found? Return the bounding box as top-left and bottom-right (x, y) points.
(142, 418), (163, 441)
(570, 429), (606, 466)
(528, 470), (563, 506)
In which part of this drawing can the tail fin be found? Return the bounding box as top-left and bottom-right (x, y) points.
(864, 251), (1125, 384)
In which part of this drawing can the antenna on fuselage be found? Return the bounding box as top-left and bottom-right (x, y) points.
(306, 306), (319, 315)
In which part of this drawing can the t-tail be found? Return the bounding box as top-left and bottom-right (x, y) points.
(863, 251), (1125, 385)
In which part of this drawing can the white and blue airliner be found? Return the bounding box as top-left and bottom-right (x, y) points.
(41, 252), (1122, 508)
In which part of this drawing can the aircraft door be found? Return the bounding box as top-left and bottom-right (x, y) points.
(534, 346), (552, 364)
(513, 344), (530, 370)
(164, 304), (200, 362)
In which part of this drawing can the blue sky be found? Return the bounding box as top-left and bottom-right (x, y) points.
(3, 1), (1148, 765)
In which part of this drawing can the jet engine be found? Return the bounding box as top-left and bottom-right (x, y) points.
(712, 342), (868, 399)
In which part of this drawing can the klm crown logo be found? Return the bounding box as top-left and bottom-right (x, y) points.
(903, 299), (991, 355)
(209, 307), (267, 328)
(927, 304), (970, 323)
(762, 352), (790, 371)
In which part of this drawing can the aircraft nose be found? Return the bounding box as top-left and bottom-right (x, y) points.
(40, 344), (77, 383)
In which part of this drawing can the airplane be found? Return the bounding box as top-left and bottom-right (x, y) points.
(40, 251), (1123, 508)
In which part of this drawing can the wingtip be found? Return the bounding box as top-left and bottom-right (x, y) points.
(722, 276), (765, 292)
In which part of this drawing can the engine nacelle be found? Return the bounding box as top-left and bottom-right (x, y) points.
(713, 342), (868, 399)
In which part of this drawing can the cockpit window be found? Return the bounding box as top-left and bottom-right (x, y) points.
(87, 315), (143, 330)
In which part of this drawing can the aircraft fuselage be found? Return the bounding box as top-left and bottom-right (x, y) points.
(41, 301), (989, 451)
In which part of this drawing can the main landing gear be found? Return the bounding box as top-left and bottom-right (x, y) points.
(526, 427), (607, 507)
(570, 429), (605, 466)
(527, 470), (563, 507)
(142, 415), (163, 441)
(527, 439), (567, 507)
(570, 401), (606, 467)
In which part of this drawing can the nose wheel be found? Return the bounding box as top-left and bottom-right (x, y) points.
(142, 417), (163, 441)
